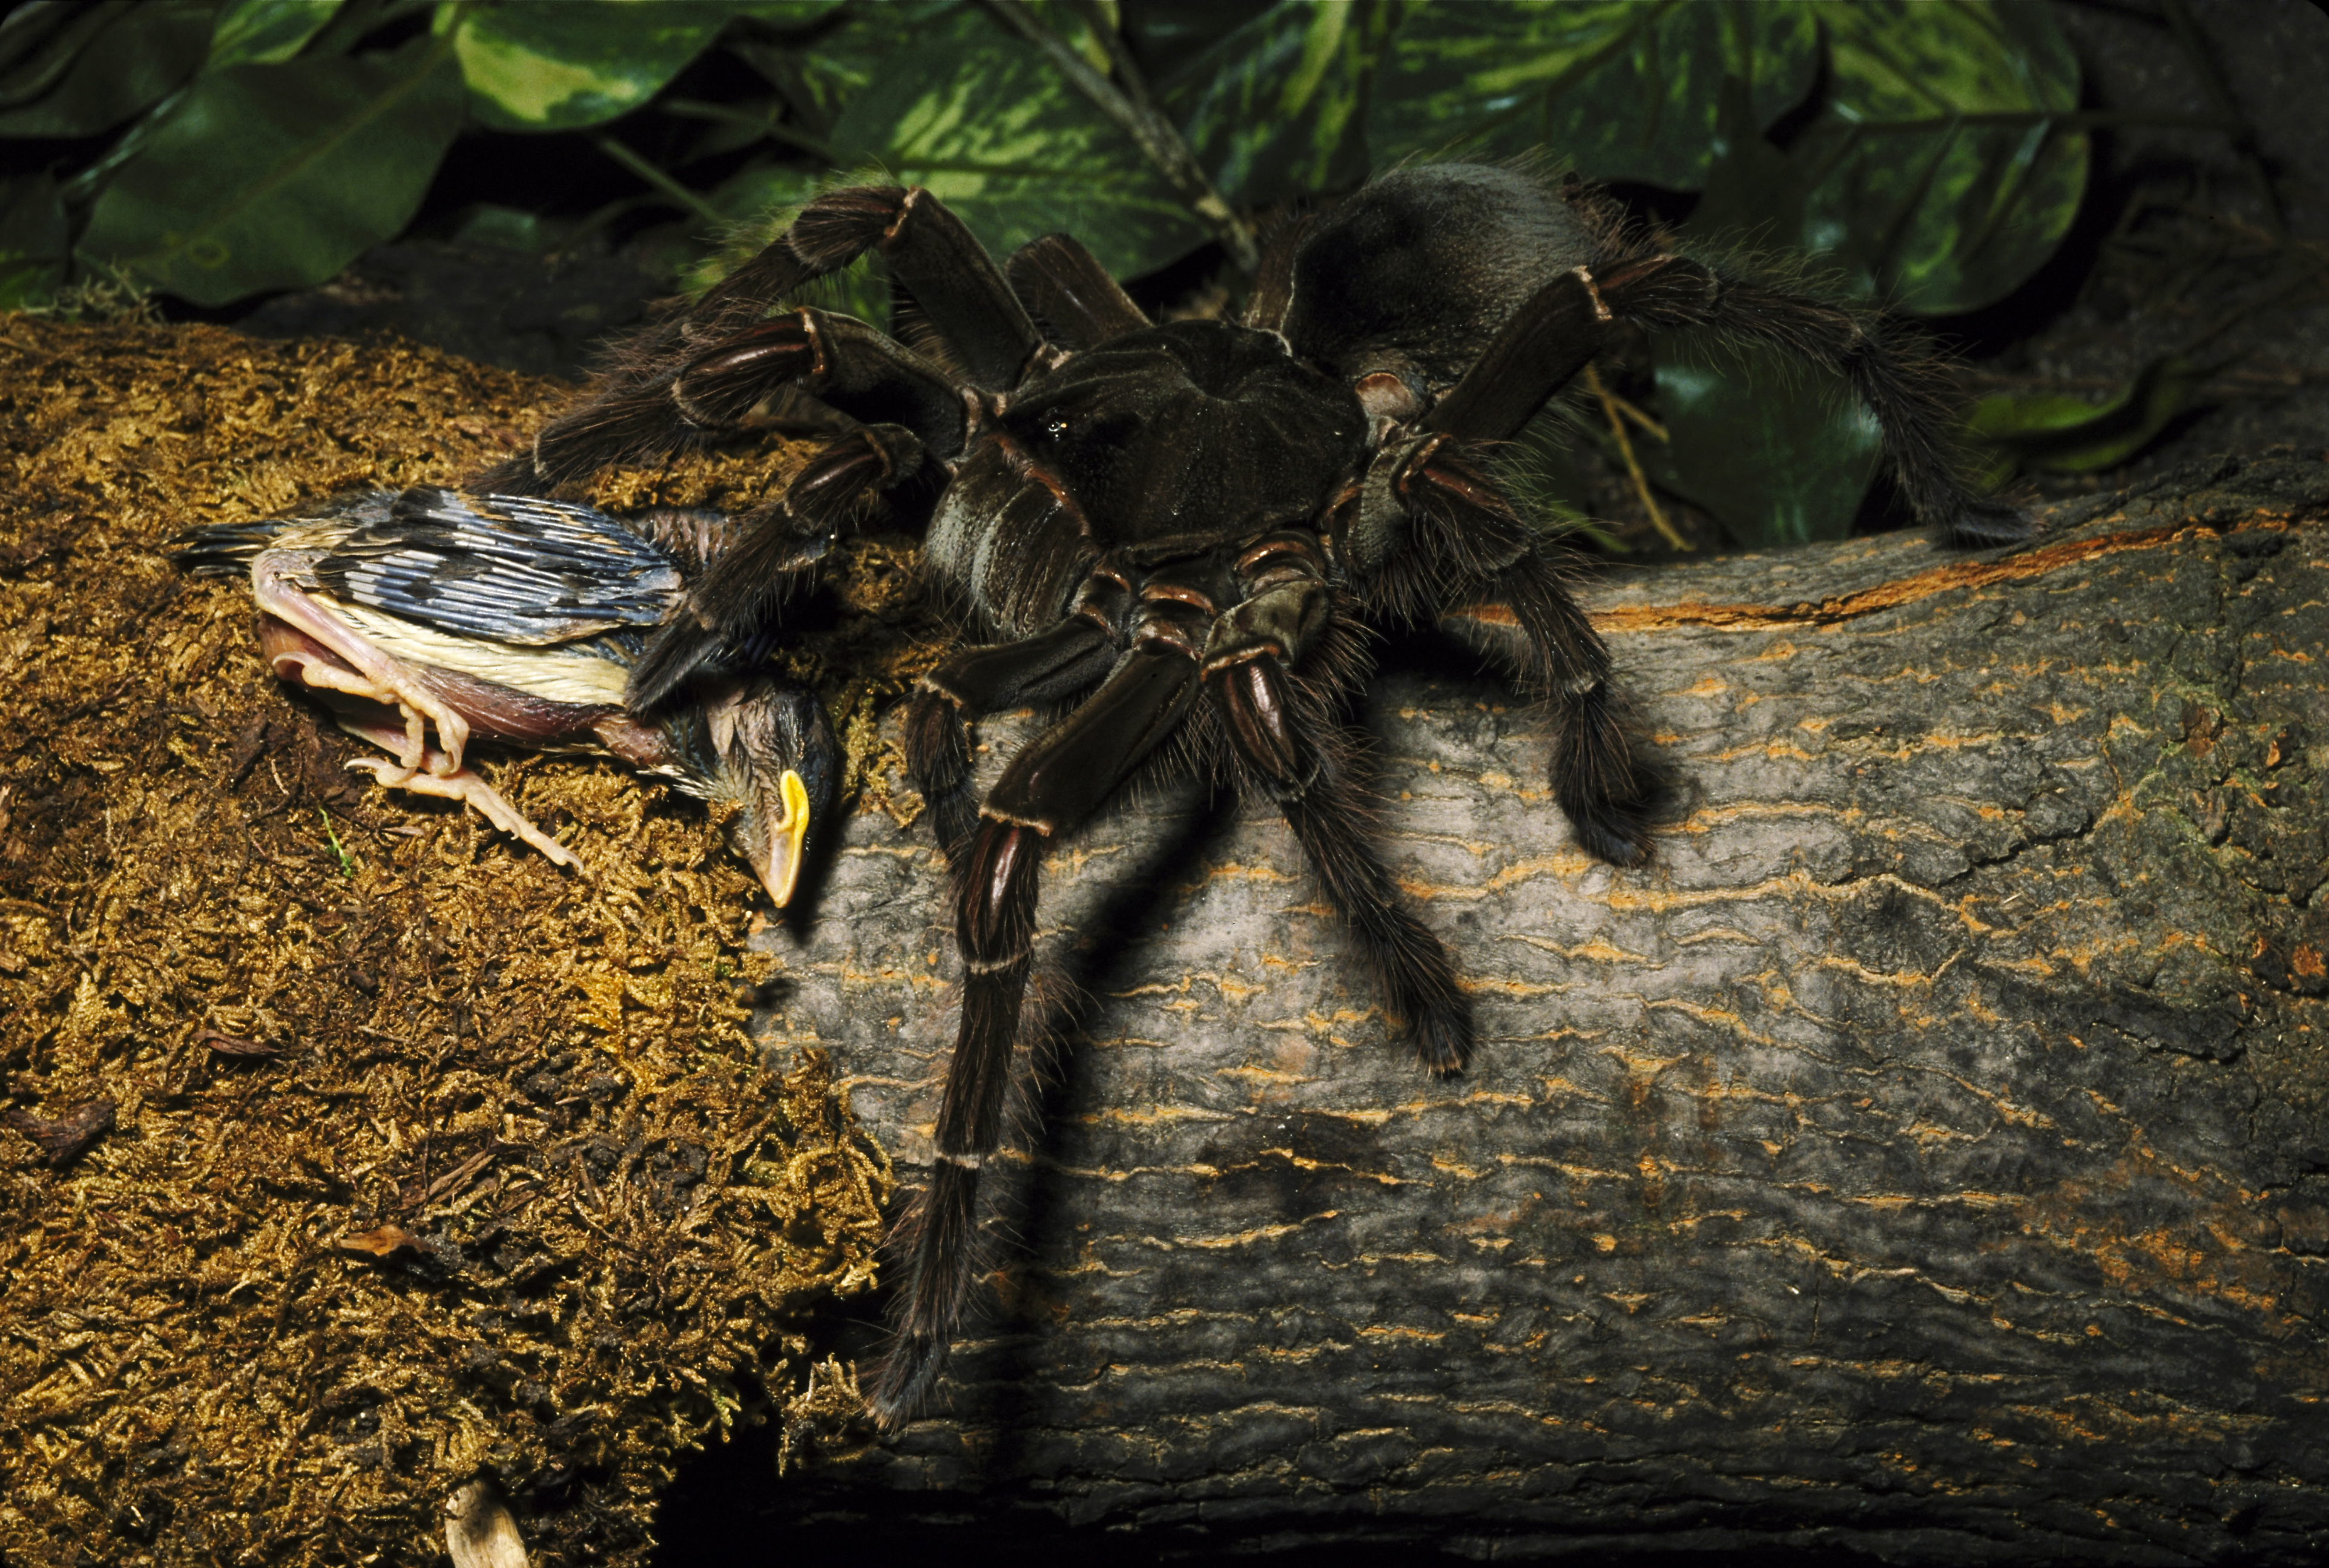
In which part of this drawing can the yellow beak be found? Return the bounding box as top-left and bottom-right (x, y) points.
(762, 768), (813, 908)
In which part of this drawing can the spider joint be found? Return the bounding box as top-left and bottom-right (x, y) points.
(1571, 265), (1613, 323)
(1200, 641), (1287, 678)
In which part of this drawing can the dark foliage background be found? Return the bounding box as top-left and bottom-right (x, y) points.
(4, 0), (2320, 559)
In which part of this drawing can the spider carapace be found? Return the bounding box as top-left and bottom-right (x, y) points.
(479, 162), (2026, 1425)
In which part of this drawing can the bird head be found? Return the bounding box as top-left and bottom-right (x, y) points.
(680, 678), (838, 909)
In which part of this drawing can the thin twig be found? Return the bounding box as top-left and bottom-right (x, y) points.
(1584, 363), (1688, 552)
(1603, 385), (1670, 444)
(664, 97), (848, 165)
(588, 133), (730, 230)
(983, 0), (1259, 272)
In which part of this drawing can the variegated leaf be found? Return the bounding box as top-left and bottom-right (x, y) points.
(1367, 0), (1818, 189)
(1641, 335), (1886, 547)
(207, 0), (341, 68)
(76, 34), (465, 306)
(828, 3), (1206, 281)
(450, 1), (839, 133)
(1797, 0), (2087, 314)
(730, 0), (958, 133)
(1163, 0), (1398, 205)
(0, 0), (216, 139)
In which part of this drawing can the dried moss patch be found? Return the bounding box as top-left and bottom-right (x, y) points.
(0, 320), (904, 1567)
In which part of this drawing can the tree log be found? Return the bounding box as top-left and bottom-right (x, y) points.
(748, 453), (2329, 1563)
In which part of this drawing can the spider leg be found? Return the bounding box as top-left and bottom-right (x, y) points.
(1421, 267), (1616, 441)
(1595, 255), (2025, 544)
(871, 598), (1208, 1428)
(1205, 535), (1470, 1074)
(497, 309), (969, 494)
(702, 185), (1042, 387)
(1414, 254), (2023, 546)
(1241, 211), (1316, 334)
(906, 616), (1119, 864)
(1004, 233), (1150, 351)
(1334, 438), (1652, 867)
(476, 185), (1040, 493)
(624, 421), (923, 710)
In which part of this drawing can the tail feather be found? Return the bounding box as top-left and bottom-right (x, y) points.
(166, 519), (292, 576)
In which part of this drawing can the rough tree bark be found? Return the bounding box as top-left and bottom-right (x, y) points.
(750, 453), (2329, 1563)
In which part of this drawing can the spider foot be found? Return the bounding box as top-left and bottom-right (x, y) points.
(1568, 810), (1652, 870)
(1942, 495), (2037, 548)
(865, 1334), (946, 1433)
(1409, 996), (1471, 1078)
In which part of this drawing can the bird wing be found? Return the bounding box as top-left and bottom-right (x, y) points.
(311, 487), (685, 647)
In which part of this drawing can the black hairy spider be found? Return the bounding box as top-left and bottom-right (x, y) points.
(478, 162), (2026, 1425)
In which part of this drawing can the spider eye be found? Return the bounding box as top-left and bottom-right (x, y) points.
(1043, 416), (1069, 442)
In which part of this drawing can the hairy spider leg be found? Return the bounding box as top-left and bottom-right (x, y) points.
(879, 539), (1478, 1416)
(625, 421), (924, 709)
(1204, 532), (1471, 1073)
(668, 309), (970, 449)
(1421, 266), (1618, 441)
(872, 586), (1210, 1427)
(1331, 432), (1653, 868)
(1003, 232), (1151, 351)
(477, 186), (1043, 496)
(1587, 254), (2028, 545)
(1239, 211), (1316, 335)
(906, 613), (1121, 863)
(1409, 239), (2026, 547)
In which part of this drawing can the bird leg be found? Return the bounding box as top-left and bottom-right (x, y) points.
(251, 555), (473, 774)
(329, 711), (582, 871)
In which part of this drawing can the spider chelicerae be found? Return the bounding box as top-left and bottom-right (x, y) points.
(478, 161), (2026, 1425)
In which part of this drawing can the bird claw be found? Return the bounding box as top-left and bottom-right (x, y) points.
(344, 754), (583, 872)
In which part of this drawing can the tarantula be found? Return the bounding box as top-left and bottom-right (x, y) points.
(479, 162), (2024, 1424)
(174, 487), (837, 907)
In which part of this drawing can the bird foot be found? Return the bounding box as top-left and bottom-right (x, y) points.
(344, 752), (583, 871)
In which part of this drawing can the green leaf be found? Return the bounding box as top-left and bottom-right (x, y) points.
(1123, 1), (1262, 85)
(0, 0), (217, 138)
(0, 3), (119, 105)
(447, 1), (836, 131)
(704, 160), (824, 226)
(1368, 0), (1818, 189)
(1795, 0), (2087, 312)
(1162, 0), (1397, 206)
(208, 0), (344, 67)
(1641, 336), (1885, 546)
(691, 161), (891, 323)
(76, 35), (465, 307)
(828, 3), (1207, 280)
(730, 0), (958, 136)
(0, 173), (68, 309)
(450, 202), (556, 252)
(1964, 359), (2202, 481)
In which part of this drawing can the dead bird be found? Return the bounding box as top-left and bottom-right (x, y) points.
(174, 486), (837, 907)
